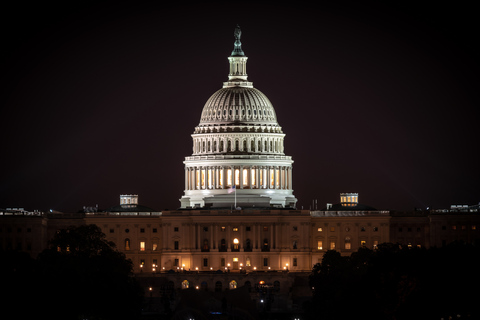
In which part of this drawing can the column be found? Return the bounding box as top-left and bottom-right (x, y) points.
(185, 167), (188, 190)
(255, 166), (260, 189)
(288, 167), (292, 190)
(240, 165), (244, 189)
(271, 224), (274, 249)
(210, 224), (214, 249)
(249, 166), (254, 189)
(274, 166), (278, 189)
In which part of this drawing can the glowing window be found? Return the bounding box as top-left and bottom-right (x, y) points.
(235, 169), (240, 186)
(317, 227), (323, 232)
(227, 169), (232, 186)
(219, 169), (223, 187)
(330, 241), (335, 250)
(233, 238), (239, 244)
(152, 243), (158, 251)
(251, 169), (256, 186)
(345, 237), (351, 250)
(246, 257), (251, 266)
(182, 280), (189, 289)
(317, 241), (323, 250)
(243, 168), (248, 185)
(233, 257), (238, 262)
(229, 280), (237, 289)
(140, 241), (145, 251)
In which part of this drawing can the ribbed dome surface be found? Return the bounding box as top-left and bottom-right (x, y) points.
(199, 87), (278, 126)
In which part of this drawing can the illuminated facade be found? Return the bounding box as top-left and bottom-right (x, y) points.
(180, 26), (297, 209)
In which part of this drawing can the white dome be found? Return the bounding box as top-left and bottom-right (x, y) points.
(199, 87), (279, 126)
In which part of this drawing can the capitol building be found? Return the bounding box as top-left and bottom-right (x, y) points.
(2, 27), (479, 318)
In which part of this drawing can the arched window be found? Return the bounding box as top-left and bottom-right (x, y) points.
(182, 280), (189, 289)
(345, 237), (351, 250)
(262, 238), (269, 252)
(125, 238), (130, 251)
(202, 239), (209, 252)
(201, 281), (208, 291)
(229, 280), (237, 289)
(232, 238), (239, 251)
(245, 239), (252, 251)
(220, 239), (227, 252)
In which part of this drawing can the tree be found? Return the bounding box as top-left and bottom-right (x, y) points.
(36, 224), (144, 320)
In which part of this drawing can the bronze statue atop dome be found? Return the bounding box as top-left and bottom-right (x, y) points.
(231, 25), (244, 56)
(234, 24), (241, 40)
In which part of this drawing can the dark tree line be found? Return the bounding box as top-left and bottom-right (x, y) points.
(306, 242), (479, 320)
(1, 225), (144, 320)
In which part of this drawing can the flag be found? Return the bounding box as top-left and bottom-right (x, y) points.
(228, 185), (236, 193)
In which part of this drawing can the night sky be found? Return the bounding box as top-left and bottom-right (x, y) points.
(1, 2), (478, 212)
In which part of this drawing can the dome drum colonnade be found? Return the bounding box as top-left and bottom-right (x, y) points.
(180, 26), (297, 209)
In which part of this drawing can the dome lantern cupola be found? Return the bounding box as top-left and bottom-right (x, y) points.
(224, 25), (252, 88)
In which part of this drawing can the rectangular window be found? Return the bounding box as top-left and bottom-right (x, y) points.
(246, 226), (251, 232)
(373, 240), (379, 249)
(174, 241), (179, 250)
(221, 226), (226, 232)
(203, 258), (208, 267)
(317, 227), (323, 232)
(174, 227), (179, 232)
(140, 228), (145, 233)
(293, 258), (297, 267)
(109, 229), (114, 233)
(263, 258), (268, 267)
(203, 226), (208, 232)
(330, 227), (335, 232)
(153, 228), (157, 233)
(317, 241), (323, 250)
(330, 241), (335, 250)
(174, 259), (179, 267)
(361, 240), (367, 247)
(233, 227), (238, 232)
(221, 258), (225, 267)
(263, 226), (269, 231)
(140, 241), (145, 251)
(152, 243), (158, 251)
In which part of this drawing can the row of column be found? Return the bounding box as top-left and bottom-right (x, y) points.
(194, 223), (286, 251)
(185, 166), (292, 191)
(193, 137), (284, 154)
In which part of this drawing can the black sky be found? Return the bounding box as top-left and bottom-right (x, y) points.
(1, 1), (478, 212)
